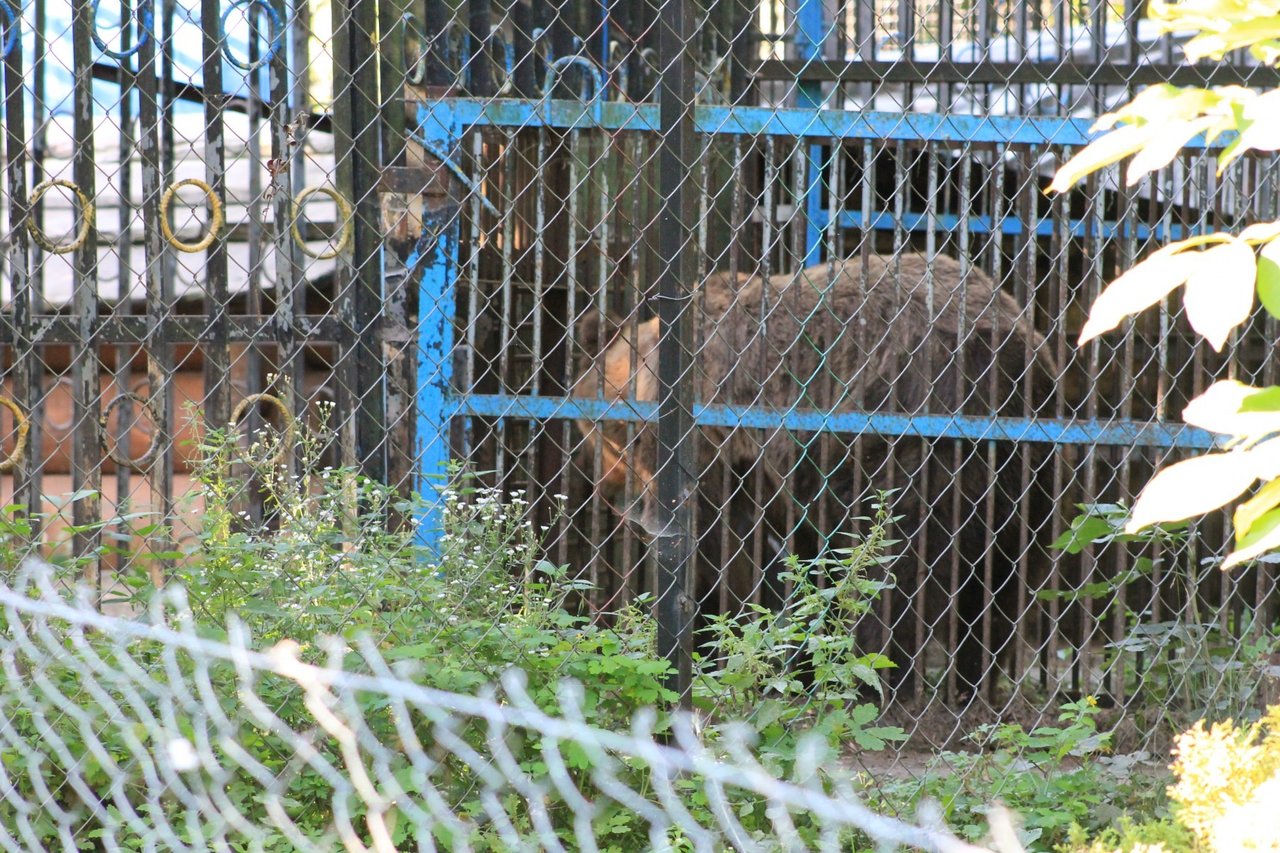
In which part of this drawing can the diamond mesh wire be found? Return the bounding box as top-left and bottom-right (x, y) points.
(0, 560), (1014, 852)
(0, 0), (1277, 802)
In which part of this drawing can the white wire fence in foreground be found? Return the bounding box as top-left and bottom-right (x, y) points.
(0, 561), (1023, 852)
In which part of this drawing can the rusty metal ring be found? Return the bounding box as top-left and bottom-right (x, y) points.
(291, 185), (353, 260)
(100, 392), (163, 472)
(159, 178), (224, 253)
(0, 397), (30, 474)
(229, 393), (297, 468)
(28, 180), (94, 255)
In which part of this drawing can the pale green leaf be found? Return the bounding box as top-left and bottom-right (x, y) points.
(1182, 240), (1256, 351)
(1183, 379), (1280, 439)
(1239, 221), (1280, 243)
(1049, 125), (1159, 193)
(1224, 506), (1280, 570)
(1185, 18), (1280, 60)
(1125, 451), (1262, 533)
(1078, 248), (1196, 345)
(1219, 90), (1280, 169)
(1127, 116), (1225, 184)
(1094, 85), (1224, 132)
(1234, 477), (1280, 545)
(1257, 237), (1280, 319)
(1240, 387), (1280, 413)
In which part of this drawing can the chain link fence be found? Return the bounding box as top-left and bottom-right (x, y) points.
(0, 0), (1277, 823)
(0, 560), (1020, 851)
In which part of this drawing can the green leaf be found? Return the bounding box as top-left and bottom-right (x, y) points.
(1050, 515), (1116, 554)
(1257, 237), (1280, 319)
(1049, 124), (1160, 193)
(1078, 247), (1198, 345)
(1128, 115), (1225, 183)
(1184, 17), (1280, 60)
(1125, 450), (1264, 533)
(1183, 380), (1280, 440)
(1224, 506), (1280, 569)
(1234, 476), (1280, 545)
(1182, 240), (1257, 351)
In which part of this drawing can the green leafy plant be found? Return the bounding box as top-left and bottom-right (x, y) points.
(1050, 0), (1280, 568)
(693, 496), (907, 774)
(0, 408), (925, 850)
(1047, 504), (1280, 729)
(872, 697), (1170, 852)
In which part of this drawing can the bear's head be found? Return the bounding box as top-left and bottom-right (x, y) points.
(569, 311), (662, 535)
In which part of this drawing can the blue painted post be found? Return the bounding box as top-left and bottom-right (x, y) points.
(414, 101), (461, 554)
(795, 0), (827, 267)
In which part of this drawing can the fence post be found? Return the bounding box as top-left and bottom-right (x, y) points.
(796, 0), (827, 266)
(337, 0), (389, 485)
(413, 101), (461, 555)
(655, 0), (697, 705)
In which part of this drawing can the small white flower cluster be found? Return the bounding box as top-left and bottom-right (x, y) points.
(428, 482), (554, 588)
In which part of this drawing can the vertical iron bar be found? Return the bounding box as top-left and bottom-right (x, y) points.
(2, 0), (34, 537)
(112, 0), (135, 548)
(655, 0), (696, 704)
(202, 0), (231, 428)
(271, 0), (303, 454)
(347, 0), (389, 483)
(27, 0), (47, 533)
(72, 0), (104, 591)
(138, 0), (173, 584)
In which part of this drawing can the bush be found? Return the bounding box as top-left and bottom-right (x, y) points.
(0, 409), (911, 849)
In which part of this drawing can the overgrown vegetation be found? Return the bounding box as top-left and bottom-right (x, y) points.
(0, 412), (912, 849)
(1048, 503), (1280, 733)
(0, 408), (1272, 849)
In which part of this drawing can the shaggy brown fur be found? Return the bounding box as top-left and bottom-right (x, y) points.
(570, 253), (1058, 695)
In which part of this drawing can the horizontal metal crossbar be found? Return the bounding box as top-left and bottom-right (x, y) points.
(757, 59), (1280, 89)
(0, 316), (347, 344)
(818, 210), (1205, 241)
(420, 98), (1231, 148)
(449, 394), (1219, 449)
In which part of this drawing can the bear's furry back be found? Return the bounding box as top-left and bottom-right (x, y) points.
(698, 253), (1053, 418)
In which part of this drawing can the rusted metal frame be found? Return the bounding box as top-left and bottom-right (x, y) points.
(1045, 143), (1070, 696)
(71, 0), (105, 592)
(914, 143), (938, 701)
(0, 316), (346, 345)
(270, 0), (303, 470)
(201, 0), (231, 428)
(25, 0), (48, 539)
(1111, 172), (1140, 704)
(245, 18), (268, 525)
(347, 0), (390, 484)
(380, 0), (408, 168)
(112, 0), (137, 554)
(622, 134), (646, 602)
(495, 131), (514, 487)
(752, 137), (775, 611)
(1078, 169), (1104, 696)
(137, 0), (172, 587)
(329, 0), (358, 475)
(2, 1), (36, 541)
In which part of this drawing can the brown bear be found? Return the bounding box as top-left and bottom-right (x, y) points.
(569, 253), (1058, 697)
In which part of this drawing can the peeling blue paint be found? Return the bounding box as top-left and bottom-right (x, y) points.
(448, 393), (1220, 450)
(419, 97), (1230, 149)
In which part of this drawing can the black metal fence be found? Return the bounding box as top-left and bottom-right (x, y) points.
(1, 0), (1276, 754)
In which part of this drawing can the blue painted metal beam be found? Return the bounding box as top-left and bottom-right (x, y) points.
(413, 112), (463, 554)
(421, 97), (1232, 149)
(794, 0), (828, 266)
(449, 393), (1220, 450)
(820, 209), (1207, 241)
